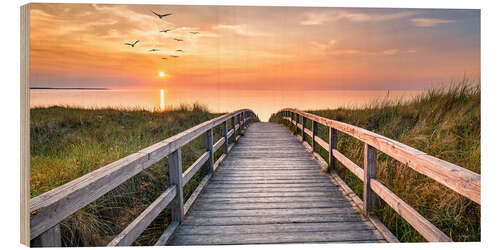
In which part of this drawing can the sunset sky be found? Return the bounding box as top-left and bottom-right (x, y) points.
(29, 3), (480, 91)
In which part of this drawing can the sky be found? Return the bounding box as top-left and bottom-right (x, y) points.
(29, 3), (480, 91)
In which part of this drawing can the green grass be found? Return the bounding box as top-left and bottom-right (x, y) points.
(30, 103), (232, 246)
(269, 81), (480, 242)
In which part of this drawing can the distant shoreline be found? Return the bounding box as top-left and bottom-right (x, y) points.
(30, 87), (110, 90)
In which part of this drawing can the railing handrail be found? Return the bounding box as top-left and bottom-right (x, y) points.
(277, 108), (480, 242)
(30, 109), (256, 245)
(278, 108), (480, 204)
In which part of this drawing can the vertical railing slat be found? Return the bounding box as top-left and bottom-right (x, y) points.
(222, 121), (228, 154)
(363, 143), (378, 215)
(301, 116), (306, 142)
(31, 224), (61, 247)
(168, 149), (184, 222)
(329, 127), (338, 172)
(206, 128), (214, 172)
(312, 121), (318, 152)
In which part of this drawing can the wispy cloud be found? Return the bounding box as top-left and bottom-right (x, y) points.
(310, 40), (337, 50)
(301, 10), (416, 25)
(213, 24), (266, 36)
(383, 49), (399, 55)
(411, 18), (455, 27)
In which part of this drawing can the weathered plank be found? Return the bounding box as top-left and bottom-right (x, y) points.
(168, 122), (384, 245)
(154, 221), (180, 246)
(170, 230), (384, 245)
(168, 149), (184, 222)
(175, 222), (375, 235)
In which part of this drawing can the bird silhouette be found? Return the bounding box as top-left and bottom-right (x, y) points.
(161, 57), (168, 60)
(176, 49), (184, 53)
(190, 32), (200, 35)
(124, 40), (139, 47)
(149, 49), (160, 52)
(151, 11), (172, 19)
(170, 55), (179, 58)
(173, 38), (183, 42)
(160, 29), (171, 33)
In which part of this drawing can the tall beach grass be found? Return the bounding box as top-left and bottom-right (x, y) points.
(269, 80), (480, 242)
(30, 103), (223, 246)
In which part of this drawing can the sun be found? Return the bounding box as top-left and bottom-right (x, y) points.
(158, 71), (165, 77)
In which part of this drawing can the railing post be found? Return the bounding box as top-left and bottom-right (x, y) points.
(205, 128), (214, 172)
(301, 116), (306, 142)
(31, 224), (61, 247)
(222, 121), (228, 154)
(230, 116), (235, 144)
(363, 143), (378, 215)
(295, 114), (300, 135)
(312, 121), (318, 152)
(168, 149), (184, 222)
(329, 127), (338, 172)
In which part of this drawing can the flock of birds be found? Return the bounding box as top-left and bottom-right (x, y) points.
(124, 10), (200, 61)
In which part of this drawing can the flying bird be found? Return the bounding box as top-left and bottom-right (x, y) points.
(173, 38), (183, 42)
(160, 29), (171, 33)
(190, 32), (200, 35)
(176, 49), (184, 53)
(161, 57), (168, 60)
(151, 10), (172, 19)
(170, 55), (179, 58)
(124, 40), (139, 47)
(149, 49), (160, 52)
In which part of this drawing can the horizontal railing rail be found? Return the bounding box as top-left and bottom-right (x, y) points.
(30, 109), (256, 247)
(277, 108), (480, 242)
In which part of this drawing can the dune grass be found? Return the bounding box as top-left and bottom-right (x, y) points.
(269, 81), (480, 242)
(30, 103), (228, 246)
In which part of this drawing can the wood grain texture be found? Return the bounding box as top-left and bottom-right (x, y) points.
(182, 152), (209, 186)
(370, 179), (451, 242)
(168, 122), (384, 245)
(281, 109), (480, 204)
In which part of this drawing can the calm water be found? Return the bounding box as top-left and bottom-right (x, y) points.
(30, 89), (424, 121)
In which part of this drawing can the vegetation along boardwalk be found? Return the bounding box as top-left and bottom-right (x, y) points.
(169, 122), (385, 245)
(29, 108), (480, 247)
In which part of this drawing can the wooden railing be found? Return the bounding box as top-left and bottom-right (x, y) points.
(29, 109), (256, 247)
(277, 108), (480, 242)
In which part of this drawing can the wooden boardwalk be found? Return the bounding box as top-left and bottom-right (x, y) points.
(169, 122), (385, 245)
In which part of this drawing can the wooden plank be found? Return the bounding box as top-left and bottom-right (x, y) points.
(213, 137), (224, 152)
(181, 152), (209, 186)
(204, 187), (338, 193)
(195, 196), (349, 204)
(29, 109), (254, 239)
(364, 144), (378, 215)
(154, 221), (180, 246)
(301, 116), (306, 141)
(168, 149), (184, 222)
(200, 191), (343, 199)
(31, 224), (61, 247)
(175, 222), (375, 235)
(108, 186), (176, 246)
(370, 179), (451, 242)
(194, 201), (351, 210)
(281, 109), (480, 204)
(189, 207), (356, 217)
(169, 230), (383, 245)
(182, 213), (365, 226)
